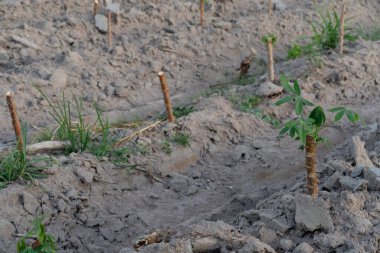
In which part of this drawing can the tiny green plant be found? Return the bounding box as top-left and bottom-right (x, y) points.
(36, 87), (94, 153)
(311, 7), (356, 50)
(275, 76), (359, 197)
(172, 132), (190, 147)
(17, 216), (56, 253)
(161, 139), (172, 154)
(287, 44), (303, 60)
(261, 34), (277, 82)
(0, 124), (49, 188)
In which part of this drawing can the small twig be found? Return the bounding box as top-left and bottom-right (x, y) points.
(200, 0), (205, 27)
(158, 72), (176, 123)
(115, 121), (163, 147)
(6, 91), (23, 152)
(268, 0), (272, 15)
(93, 0), (99, 16)
(339, 2), (346, 54)
(107, 9), (112, 50)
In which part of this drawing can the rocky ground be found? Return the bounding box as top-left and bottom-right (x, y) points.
(0, 0), (380, 253)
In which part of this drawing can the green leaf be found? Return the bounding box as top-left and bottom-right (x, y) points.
(295, 97), (304, 115)
(289, 127), (297, 138)
(301, 98), (315, 106)
(334, 109), (346, 122)
(293, 80), (301, 95)
(299, 126), (306, 146)
(308, 106), (326, 127)
(279, 127), (290, 135)
(280, 76), (294, 94)
(329, 106), (345, 112)
(275, 96), (294, 106)
(346, 110), (360, 123)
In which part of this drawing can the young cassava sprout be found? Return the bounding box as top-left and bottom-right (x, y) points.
(275, 76), (359, 197)
(262, 34), (277, 82)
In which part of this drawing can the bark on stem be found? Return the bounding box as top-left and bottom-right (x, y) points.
(305, 135), (318, 197)
(158, 72), (175, 123)
(107, 10), (112, 49)
(6, 91), (23, 152)
(267, 41), (275, 82)
(268, 0), (272, 15)
(93, 0), (99, 16)
(339, 3), (346, 54)
(200, 0), (205, 27)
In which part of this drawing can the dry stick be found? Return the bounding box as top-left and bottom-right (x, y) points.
(305, 135), (319, 197)
(267, 41), (275, 82)
(93, 0), (99, 16)
(158, 72), (176, 123)
(107, 10), (112, 50)
(268, 0), (272, 15)
(6, 91), (23, 152)
(200, 0), (205, 27)
(339, 3), (346, 54)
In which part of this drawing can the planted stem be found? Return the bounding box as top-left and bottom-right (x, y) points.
(268, 0), (272, 15)
(200, 0), (205, 27)
(158, 72), (175, 123)
(339, 3), (346, 54)
(305, 135), (318, 197)
(93, 0), (99, 16)
(6, 91), (23, 152)
(267, 41), (275, 82)
(107, 10), (112, 49)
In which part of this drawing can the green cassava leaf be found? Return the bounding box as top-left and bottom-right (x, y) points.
(346, 110), (360, 123)
(275, 96), (294, 106)
(280, 76), (294, 94)
(279, 126), (290, 135)
(293, 80), (301, 95)
(329, 106), (345, 112)
(334, 109), (346, 122)
(301, 98), (315, 106)
(295, 97), (304, 115)
(308, 106), (326, 127)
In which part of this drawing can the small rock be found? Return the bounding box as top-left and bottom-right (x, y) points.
(50, 68), (68, 88)
(293, 242), (314, 253)
(19, 48), (37, 61)
(74, 166), (95, 183)
(339, 176), (367, 192)
(295, 194), (334, 232)
(279, 239), (294, 251)
(255, 81), (283, 97)
(351, 166), (364, 178)
(364, 167), (380, 190)
(322, 172), (341, 191)
(95, 14), (108, 33)
(0, 219), (15, 239)
(258, 226), (277, 244)
(351, 136), (374, 168)
(119, 248), (136, 253)
(20, 192), (40, 215)
(168, 173), (189, 193)
(313, 232), (346, 251)
(57, 199), (67, 212)
(0, 48), (9, 62)
(238, 239), (276, 253)
(213, 21), (232, 30)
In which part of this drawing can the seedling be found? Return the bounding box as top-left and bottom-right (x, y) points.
(275, 76), (359, 197)
(311, 7), (356, 50)
(0, 124), (49, 188)
(261, 34), (277, 82)
(17, 216), (56, 253)
(173, 132), (190, 147)
(158, 72), (176, 123)
(161, 139), (172, 154)
(287, 44), (303, 60)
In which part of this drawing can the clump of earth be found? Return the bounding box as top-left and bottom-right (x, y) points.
(0, 0), (380, 253)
